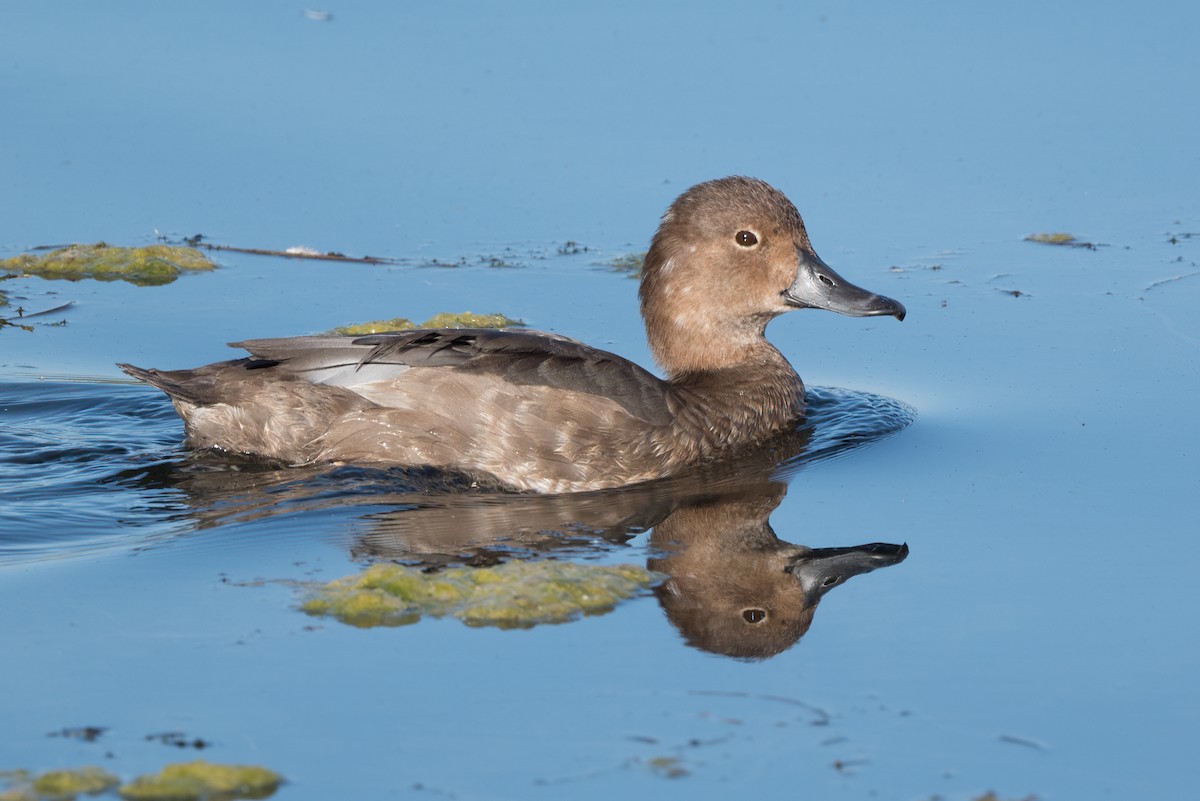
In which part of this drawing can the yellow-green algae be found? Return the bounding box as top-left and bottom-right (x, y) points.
(645, 756), (689, 779)
(301, 560), (660, 629)
(33, 767), (119, 799)
(0, 771), (33, 801)
(1025, 232), (1076, 245)
(329, 311), (524, 336)
(1, 244), (215, 287)
(0, 767), (118, 801)
(117, 762), (281, 801)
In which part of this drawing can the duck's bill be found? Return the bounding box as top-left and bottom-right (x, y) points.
(783, 250), (906, 320)
(785, 542), (910, 606)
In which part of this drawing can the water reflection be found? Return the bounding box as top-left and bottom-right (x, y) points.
(647, 482), (906, 659)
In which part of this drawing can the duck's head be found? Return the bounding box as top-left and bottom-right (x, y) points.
(640, 176), (905, 374)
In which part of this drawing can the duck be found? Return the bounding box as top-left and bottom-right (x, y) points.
(119, 177), (905, 493)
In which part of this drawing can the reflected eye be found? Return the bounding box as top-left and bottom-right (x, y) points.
(735, 230), (758, 247)
(742, 608), (767, 624)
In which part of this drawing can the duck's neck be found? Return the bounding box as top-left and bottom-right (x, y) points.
(665, 339), (807, 450)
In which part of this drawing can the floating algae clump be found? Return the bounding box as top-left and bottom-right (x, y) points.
(302, 561), (660, 629)
(1, 243), (215, 287)
(329, 316), (417, 335)
(419, 311), (523, 329)
(32, 766), (119, 799)
(329, 311), (524, 336)
(0, 767), (118, 801)
(118, 761), (281, 801)
(0, 771), (33, 801)
(1025, 232), (1076, 245)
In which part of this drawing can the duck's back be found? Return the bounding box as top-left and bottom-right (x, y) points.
(121, 329), (684, 492)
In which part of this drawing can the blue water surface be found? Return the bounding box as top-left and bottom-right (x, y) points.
(2, 2), (1198, 800)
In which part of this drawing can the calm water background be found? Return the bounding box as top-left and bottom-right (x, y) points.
(2, 2), (1198, 799)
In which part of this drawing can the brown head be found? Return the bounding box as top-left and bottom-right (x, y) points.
(640, 176), (905, 377)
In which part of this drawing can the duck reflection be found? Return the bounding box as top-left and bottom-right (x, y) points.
(647, 484), (906, 659)
(345, 470), (906, 659)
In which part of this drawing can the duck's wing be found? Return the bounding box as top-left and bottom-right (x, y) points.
(232, 328), (674, 425)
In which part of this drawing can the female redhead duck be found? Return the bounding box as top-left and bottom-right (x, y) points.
(120, 177), (904, 493)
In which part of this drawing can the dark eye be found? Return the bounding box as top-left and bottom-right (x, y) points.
(742, 609), (767, 624)
(735, 230), (758, 247)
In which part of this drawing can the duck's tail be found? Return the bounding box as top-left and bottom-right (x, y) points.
(117, 363), (209, 406)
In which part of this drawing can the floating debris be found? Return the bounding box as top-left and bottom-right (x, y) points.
(1, 301), (75, 332)
(998, 733), (1047, 750)
(118, 761), (281, 801)
(144, 732), (211, 750)
(329, 311), (524, 336)
(557, 241), (588, 255)
(47, 726), (108, 743)
(171, 235), (401, 266)
(2, 244), (215, 287)
(606, 252), (645, 277)
(301, 561), (661, 629)
(478, 255), (520, 269)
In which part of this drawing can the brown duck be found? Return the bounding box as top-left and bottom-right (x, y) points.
(120, 177), (905, 492)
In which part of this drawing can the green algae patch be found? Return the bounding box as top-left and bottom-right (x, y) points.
(645, 756), (689, 779)
(1025, 231), (1100, 249)
(118, 762), (281, 801)
(2, 243), (216, 287)
(419, 311), (523, 329)
(328, 316), (417, 335)
(1025, 232), (1076, 245)
(329, 311), (524, 336)
(301, 561), (660, 629)
(0, 771), (33, 801)
(32, 767), (119, 799)
(0, 767), (117, 801)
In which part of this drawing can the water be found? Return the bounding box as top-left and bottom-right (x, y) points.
(2, 2), (1198, 800)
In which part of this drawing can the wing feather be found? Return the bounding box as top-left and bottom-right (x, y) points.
(231, 328), (674, 426)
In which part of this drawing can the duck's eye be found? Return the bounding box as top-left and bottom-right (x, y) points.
(742, 608), (767, 624)
(735, 230), (758, 247)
